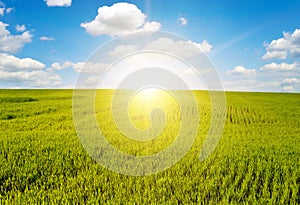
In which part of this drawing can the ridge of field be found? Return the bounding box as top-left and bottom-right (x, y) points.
(0, 89), (299, 204)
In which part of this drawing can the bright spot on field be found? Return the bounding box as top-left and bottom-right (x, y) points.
(128, 88), (179, 130)
(134, 88), (161, 101)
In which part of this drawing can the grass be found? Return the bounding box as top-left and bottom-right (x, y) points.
(0, 89), (299, 204)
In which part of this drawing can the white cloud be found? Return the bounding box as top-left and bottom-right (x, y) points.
(0, 53), (45, 71)
(223, 65), (300, 92)
(142, 21), (161, 32)
(108, 38), (212, 60)
(178, 17), (188, 26)
(71, 62), (85, 72)
(109, 45), (138, 57)
(72, 62), (110, 73)
(222, 79), (260, 91)
(0, 70), (61, 87)
(281, 78), (300, 85)
(81, 2), (161, 37)
(0, 8), (4, 16)
(145, 38), (212, 58)
(5, 7), (12, 13)
(260, 62), (297, 71)
(262, 29), (300, 60)
(282, 86), (294, 91)
(16, 24), (26, 32)
(183, 67), (212, 76)
(222, 79), (291, 92)
(50, 62), (61, 70)
(85, 76), (99, 86)
(0, 0), (13, 14)
(0, 21), (32, 54)
(50, 61), (109, 73)
(0, 53), (60, 87)
(226, 66), (256, 75)
(262, 50), (287, 60)
(40, 36), (55, 41)
(0, 6), (13, 16)
(44, 0), (72, 7)
(51, 61), (73, 70)
(200, 40), (213, 53)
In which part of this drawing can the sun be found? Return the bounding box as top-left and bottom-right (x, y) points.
(135, 87), (161, 101)
(128, 87), (178, 130)
(129, 87), (175, 109)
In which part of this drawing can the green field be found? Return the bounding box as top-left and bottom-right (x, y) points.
(0, 89), (299, 204)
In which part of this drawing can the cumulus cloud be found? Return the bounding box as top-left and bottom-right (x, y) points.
(40, 36), (55, 41)
(260, 62), (297, 71)
(72, 62), (110, 73)
(178, 17), (188, 26)
(223, 73), (300, 92)
(84, 76), (99, 86)
(142, 21), (161, 32)
(50, 61), (73, 70)
(0, 6), (12, 16)
(0, 21), (32, 54)
(282, 86), (294, 91)
(44, 0), (72, 7)
(0, 53), (45, 71)
(109, 45), (138, 57)
(0, 70), (61, 87)
(50, 61), (110, 73)
(262, 29), (300, 60)
(145, 38), (212, 58)
(81, 2), (161, 37)
(16, 24), (26, 32)
(226, 66), (256, 75)
(0, 53), (60, 87)
(200, 40), (213, 53)
(280, 77), (300, 85)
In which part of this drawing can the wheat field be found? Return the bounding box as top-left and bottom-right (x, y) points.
(0, 89), (299, 204)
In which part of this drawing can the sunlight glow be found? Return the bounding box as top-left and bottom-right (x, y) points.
(128, 87), (178, 130)
(136, 87), (161, 100)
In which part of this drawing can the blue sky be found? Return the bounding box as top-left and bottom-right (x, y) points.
(0, 0), (300, 92)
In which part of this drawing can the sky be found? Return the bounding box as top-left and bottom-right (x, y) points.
(0, 0), (300, 92)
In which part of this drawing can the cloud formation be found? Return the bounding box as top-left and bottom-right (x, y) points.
(0, 53), (45, 71)
(281, 77), (300, 85)
(0, 70), (61, 87)
(226, 66), (256, 75)
(51, 61), (73, 70)
(44, 0), (72, 7)
(0, 6), (12, 16)
(260, 62), (297, 71)
(81, 2), (161, 37)
(16, 24), (26, 32)
(145, 38), (212, 58)
(279, 78), (300, 91)
(178, 17), (188, 26)
(262, 29), (300, 60)
(109, 45), (138, 57)
(5, 7), (12, 13)
(282, 86), (293, 91)
(0, 7), (4, 16)
(0, 53), (60, 87)
(40, 36), (55, 41)
(50, 61), (110, 73)
(0, 21), (32, 54)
